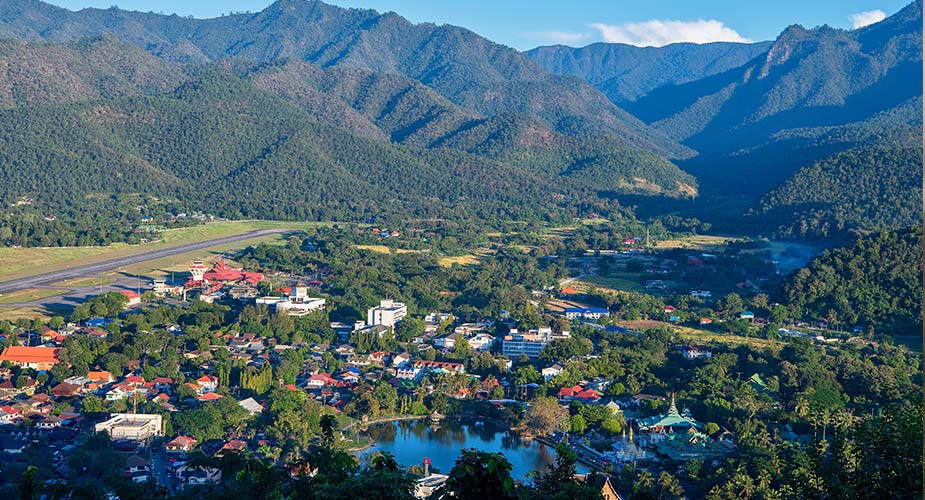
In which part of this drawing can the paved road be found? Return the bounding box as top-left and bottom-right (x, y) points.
(0, 228), (287, 295)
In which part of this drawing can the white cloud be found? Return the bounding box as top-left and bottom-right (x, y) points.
(850, 10), (887, 29)
(526, 30), (590, 45)
(590, 19), (750, 47)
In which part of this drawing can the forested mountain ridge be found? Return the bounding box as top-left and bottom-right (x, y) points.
(783, 227), (923, 336)
(748, 140), (923, 240)
(622, 0), (922, 194)
(0, 0), (691, 158)
(525, 41), (772, 104)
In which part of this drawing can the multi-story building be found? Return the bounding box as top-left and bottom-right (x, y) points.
(95, 413), (164, 443)
(367, 299), (407, 327)
(501, 327), (570, 359)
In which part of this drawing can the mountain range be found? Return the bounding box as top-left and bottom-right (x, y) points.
(0, 0), (920, 243)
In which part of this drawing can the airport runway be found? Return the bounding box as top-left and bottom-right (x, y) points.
(0, 228), (286, 295)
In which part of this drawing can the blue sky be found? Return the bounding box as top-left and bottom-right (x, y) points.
(47, 0), (911, 50)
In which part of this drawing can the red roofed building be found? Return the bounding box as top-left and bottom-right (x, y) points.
(165, 435), (197, 453)
(119, 290), (141, 306)
(185, 258), (265, 288)
(0, 346), (60, 370)
(198, 392), (223, 402)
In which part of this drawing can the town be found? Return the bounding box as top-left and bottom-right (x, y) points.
(0, 223), (916, 499)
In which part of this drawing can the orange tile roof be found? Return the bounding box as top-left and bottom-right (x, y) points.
(87, 371), (112, 381)
(0, 346), (60, 364)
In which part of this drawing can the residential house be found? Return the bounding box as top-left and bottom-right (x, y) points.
(238, 397), (263, 416)
(557, 385), (601, 404)
(125, 455), (151, 483)
(0, 346), (61, 370)
(679, 345), (713, 360)
(165, 435), (197, 454)
(541, 363), (565, 382)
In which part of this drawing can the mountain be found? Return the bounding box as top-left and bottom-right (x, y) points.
(0, 36), (700, 246)
(0, 0), (690, 158)
(525, 41), (772, 104)
(784, 226), (923, 336)
(622, 1), (923, 193)
(0, 35), (184, 107)
(748, 139), (923, 239)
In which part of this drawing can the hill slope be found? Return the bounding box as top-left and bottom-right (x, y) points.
(0, 0), (689, 158)
(748, 140), (923, 239)
(525, 41), (772, 104)
(625, 1), (922, 193)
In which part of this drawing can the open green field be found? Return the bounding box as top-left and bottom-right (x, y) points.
(0, 220), (325, 281)
(672, 325), (781, 349)
(52, 276), (116, 287)
(437, 254), (482, 267)
(353, 244), (422, 255)
(578, 271), (644, 293)
(0, 288), (68, 304)
(653, 234), (740, 251)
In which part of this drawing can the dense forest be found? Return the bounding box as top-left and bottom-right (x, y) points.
(783, 227), (922, 336)
(0, 35), (698, 247)
(750, 143), (923, 239)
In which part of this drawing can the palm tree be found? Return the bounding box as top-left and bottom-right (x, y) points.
(794, 398), (810, 418)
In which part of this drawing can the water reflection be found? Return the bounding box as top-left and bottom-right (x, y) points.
(358, 419), (582, 480)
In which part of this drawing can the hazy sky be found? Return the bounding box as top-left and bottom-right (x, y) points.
(47, 0), (910, 50)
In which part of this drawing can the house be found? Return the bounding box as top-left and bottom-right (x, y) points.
(541, 363), (565, 382)
(679, 345), (713, 360)
(87, 371), (114, 385)
(50, 382), (82, 398)
(165, 435), (197, 454)
(176, 464), (222, 489)
(195, 375), (219, 393)
(215, 439), (247, 457)
(119, 290), (142, 307)
(238, 397), (263, 416)
(557, 385), (601, 403)
(198, 392), (223, 402)
(125, 455), (151, 483)
(699, 318), (713, 325)
(740, 311), (755, 321)
(391, 352), (412, 367)
(0, 346), (61, 370)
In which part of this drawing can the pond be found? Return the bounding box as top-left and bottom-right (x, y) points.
(355, 418), (588, 480)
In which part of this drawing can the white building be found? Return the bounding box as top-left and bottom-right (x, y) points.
(541, 363), (565, 381)
(367, 299), (407, 327)
(501, 327), (570, 359)
(95, 413), (164, 443)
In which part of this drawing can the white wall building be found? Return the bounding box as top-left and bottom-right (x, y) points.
(367, 299), (407, 327)
(501, 327), (570, 359)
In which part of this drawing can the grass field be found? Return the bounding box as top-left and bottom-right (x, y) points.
(0, 306), (56, 321)
(0, 288), (68, 304)
(672, 325), (781, 349)
(52, 276), (116, 287)
(437, 254), (481, 267)
(653, 234), (740, 251)
(0, 220), (323, 281)
(353, 244), (421, 255)
(579, 272), (643, 293)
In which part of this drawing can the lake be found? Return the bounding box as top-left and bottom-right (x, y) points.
(355, 419), (587, 480)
